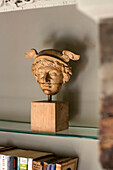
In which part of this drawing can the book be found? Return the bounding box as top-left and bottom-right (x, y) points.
(0, 146), (5, 150)
(7, 156), (11, 170)
(46, 164), (51, 170)
(0, 146), (16, 152)
(50, 164), (56, 170)
(0, 155), (7, 170)
(46, 164), (56, 170)
(42, 157), (78, 170)
(32, 155), (57, 170)
(55, 157), (78, 170)
(0, 148), (54, 170)
(44, 157), (78, 170)
(28, 158), (32, 170)
(0, 146), (17, 170)
(42, 157), (59, 170)
(19, 157), (28, 170)
(32, 160), (42, 170)
(10, 156), (17, 170)
(0, 155), (11, 170)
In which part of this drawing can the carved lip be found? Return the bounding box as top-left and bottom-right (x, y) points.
(40, 83), (52, 88)
(43, 85), (51, 88)
(40, 83), (62, 85)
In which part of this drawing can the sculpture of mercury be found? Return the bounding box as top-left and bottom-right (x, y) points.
(25, 49), (80, 99)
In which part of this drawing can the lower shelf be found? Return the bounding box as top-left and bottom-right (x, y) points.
(0, 120), (98, 140)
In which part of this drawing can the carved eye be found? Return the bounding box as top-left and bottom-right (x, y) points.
(49, 72), (57, 77)
(38, 72), (44, 78)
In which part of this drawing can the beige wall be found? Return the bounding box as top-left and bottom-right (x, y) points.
(0, 132), (102, 170)
(0, 5), (102, 170)
(78, 0), (113, 6)
(0, 5), (99, 127)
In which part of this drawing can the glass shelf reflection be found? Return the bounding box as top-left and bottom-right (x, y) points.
(0, 120), (98, 140)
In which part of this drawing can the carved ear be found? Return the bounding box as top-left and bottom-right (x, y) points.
(31, 64), (39, 82)
(25, 49), (38, 59)
(63, 74), (70, 84)
(62, 50), (80, 62)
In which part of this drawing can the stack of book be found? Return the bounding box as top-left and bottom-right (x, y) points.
(0, 146), (78, 170)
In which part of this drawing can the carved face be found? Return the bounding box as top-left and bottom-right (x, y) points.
(26, 49), (80, 96)
(37, 66), (63, 95)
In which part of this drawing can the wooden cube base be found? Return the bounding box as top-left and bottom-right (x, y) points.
(31, 101), (69, 133)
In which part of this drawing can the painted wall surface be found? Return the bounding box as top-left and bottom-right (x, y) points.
(78, 0), (113, 7)
(0, 5), (99, 127)
(0, 132), (102, 170)
(0, 5), (102, 170)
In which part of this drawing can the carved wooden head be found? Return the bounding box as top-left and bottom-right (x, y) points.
(25, 49), (80, 95)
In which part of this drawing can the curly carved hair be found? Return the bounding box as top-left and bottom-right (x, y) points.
(31, 59), (72, 84)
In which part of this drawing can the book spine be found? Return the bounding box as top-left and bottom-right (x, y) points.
(14, 157), (17, 170)
(20, 157), (28, 170)
(17, 157), (20, 170)
(33, 161), (42, 170)
(10, 156), (13, 170)
(43, 162), (47, 170)
(51, 164), (55, 170)
(56, 164), (61, 170)
(1, 155), (8, 170)
(60, 159), (78, 170)
(10, 156), (17, 170)
(46, 164), (51, 170)
(7, 156), (11, 170)
(28, 158), (32, 170)
(0, 155), (1, 170)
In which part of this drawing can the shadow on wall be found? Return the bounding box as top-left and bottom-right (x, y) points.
(52, 36), (88, 122)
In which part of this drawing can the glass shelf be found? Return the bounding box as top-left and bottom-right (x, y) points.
(0, 120), (98, 140)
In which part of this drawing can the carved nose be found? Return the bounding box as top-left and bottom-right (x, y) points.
(45, 73), (50, 82)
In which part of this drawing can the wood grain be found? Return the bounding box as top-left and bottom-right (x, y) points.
(31, 101), (69, 133)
